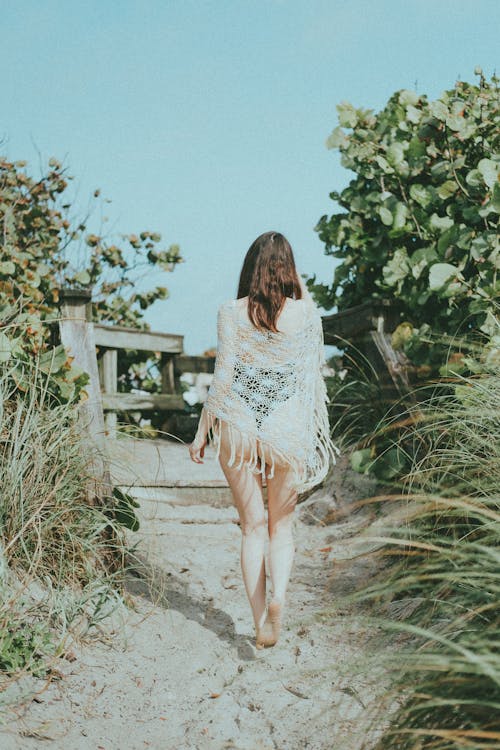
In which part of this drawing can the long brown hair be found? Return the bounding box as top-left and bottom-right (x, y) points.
(237, 231), (302, 332)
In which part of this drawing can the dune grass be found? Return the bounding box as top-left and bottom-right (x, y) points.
(0, 360), (131, 702)
(336, 367), (500, 748)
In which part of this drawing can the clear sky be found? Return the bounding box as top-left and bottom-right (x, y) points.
(1, 0), (498, 353)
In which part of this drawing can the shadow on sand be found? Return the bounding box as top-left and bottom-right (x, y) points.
(124, 551), (256, 661)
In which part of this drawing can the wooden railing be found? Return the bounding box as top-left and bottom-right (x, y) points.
(58, 288), (218, 445)
(94, 323), (185, 438)
(321, 300), (411, 395)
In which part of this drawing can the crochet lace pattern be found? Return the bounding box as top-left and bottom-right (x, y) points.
(196, 296), (340, 493)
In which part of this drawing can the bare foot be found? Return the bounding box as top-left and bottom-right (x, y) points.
(256, 600), (283, 648)
(255, 618), (276, 648)
(268, 599), (283, 643)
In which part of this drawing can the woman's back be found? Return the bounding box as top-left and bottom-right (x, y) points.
(234, 295), (310, 337)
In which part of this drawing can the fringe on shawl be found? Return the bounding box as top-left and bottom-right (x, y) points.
(203, 405), (340, 494)
(310, 395), (342, 492)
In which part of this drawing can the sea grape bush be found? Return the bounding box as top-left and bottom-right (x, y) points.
(313, 69), (500, 373)
(0, 156), (182, 402)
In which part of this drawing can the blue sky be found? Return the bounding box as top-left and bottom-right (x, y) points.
(1, 0), (498, 353)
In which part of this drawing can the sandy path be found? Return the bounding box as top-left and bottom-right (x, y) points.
(0, 468), (387, 750)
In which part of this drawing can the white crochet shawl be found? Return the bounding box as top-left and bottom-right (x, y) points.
(197, 296), (339, 493)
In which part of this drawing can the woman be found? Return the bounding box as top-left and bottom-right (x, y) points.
(189, 231), (339, 649)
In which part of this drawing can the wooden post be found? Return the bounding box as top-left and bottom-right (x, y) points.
(101, 349), (118, 439)
(161, 353), (176, 394)
(58, 287), (111, 499)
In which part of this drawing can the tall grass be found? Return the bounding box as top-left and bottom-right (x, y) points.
(340, 367), (500, 749)
(0, 359), (129, 698)
(325, 340), (392, 448)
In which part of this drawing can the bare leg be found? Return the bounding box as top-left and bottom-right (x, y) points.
(265, 462), (298, 640)
(218, 427), (267, 633)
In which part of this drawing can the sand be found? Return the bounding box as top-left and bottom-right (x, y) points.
(0, 458), (392, 750)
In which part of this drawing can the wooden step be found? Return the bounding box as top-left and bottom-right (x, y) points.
(116, 481), (236, 508)
(108, 437), (234, 507)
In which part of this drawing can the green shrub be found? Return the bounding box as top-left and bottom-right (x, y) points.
(0, 155), (182, 411)
(313, 69), (500, 374)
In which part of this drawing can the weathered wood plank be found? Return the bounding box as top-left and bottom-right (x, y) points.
(102, 392), (185, 412)
(322, 300), (399, 343)
(94, 324), (183, 353)
(365, 330), (411, 395)
(161, 353), (176, 394)
(175, 355), (215, 374)
(101, 349), (118, 393)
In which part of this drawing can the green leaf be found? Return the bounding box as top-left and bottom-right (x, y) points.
(57, 379), (75, 402)
(480, 310), (499, 337)
(437, 225), (458, 256)
(441, 279), (466, 298)
(386, 142), (406, 167)
(430, 213), (454, 232)
(465, 169), (483, 187)
(371, 447), (408, 480)
(350, 449), (372, 474)
(456, 229), (473, 250)
(383, 248), (411, 287)
(410, 246), (438, 280)
(409, 184), (434, 208)
(429, 100), (448, 121)
(445, 115), (465, 131)
(437, 180), (458, 200)
(378, 207), (393, 226)
(391, 322), (414, 349)
(489, 182), (500, 214)
(428, 263), (459, 291)
(374, 155), (394, 174)
(430, 161), (449, 179)
(37, 263), (52, 277)
(478, 158), (499, 189)
(112, 487), (140, 531)
(74, 270), (91, 285)
(393, 202), (408, 230)
(326, 127), (348, 150)
(39, 345), (68, 374)
(398, 90), (420, 106)
(406, 105), (422, 124)
(470, 236), (489, 260)
(407, 136), (426, 160)
(0, 261), (16, 275)
(337, 101), (358, 128)
(0, 331), (12, 362)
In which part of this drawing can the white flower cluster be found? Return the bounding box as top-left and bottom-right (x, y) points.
(321, 363), (347, 380)
(180, 372), (214, 406)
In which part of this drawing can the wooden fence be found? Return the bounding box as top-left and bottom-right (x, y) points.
(95, 323), (185, 438)
(58, 288), (216, 442)
(321, 300), (411, 396)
